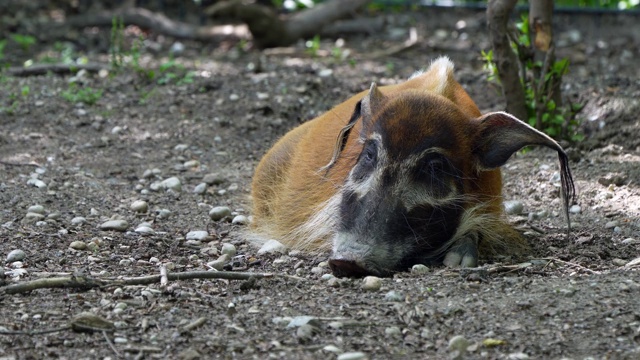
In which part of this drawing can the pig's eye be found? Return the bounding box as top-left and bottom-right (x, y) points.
(352, 141), (378, 182)
(361, 141), (377, 166)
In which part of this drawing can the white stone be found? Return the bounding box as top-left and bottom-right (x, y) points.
(27, 178), (47, 188)
(232, 215), (249, 225)
(504, 200), (524, 215)
(7, 249), (26, 262)
(69, 241), (87, 250)
(160, 177), (182, 192)
(258, 239), (288, 255)
(130, 200), (148, 213)
(361, 276), (382, 291)
(99, 220), (129, 232)
(411, 264), (429, 274)
(27, 205), (45, 214)
(186, 231), (210, 241)
(193, 183), (207, 194)
(221, 243), (237, 257)
(337, 352), (367, 360)
(209, 206), (231, 221)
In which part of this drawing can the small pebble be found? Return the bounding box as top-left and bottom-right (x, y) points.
(327, 277), (340, 287)
(448, 335), (470, 353)
(160, 177), (182, 192)
(69, 241), (87, 250)
(337, 352), (367, 360)
(411, 264), (429, 274)
(321, 274), (335, 281)
(361, 276), (382, 291)
(135, 226), (155, 235)
(207, 254), (229, 270)
(99, 220), (129, 232)
(384, 290), (404, 302)
(622, 238), (638, 245)
(27, 205), (45, 214)
(221, 243), (237, 257)
(202, 173), (225, 185)
(287, 316), (320, 328)
(130, 200), (148, 213)
(47, 212), (61, 220)
(71, 217), (87, 226)
(193, 183), (207, 194)
(232, 215), (249, 225)
(186, 231), (211, 241)
(504, 200), (524, 215)
(612, 258), (627, 266)
(22, 212), (45, 223)
(605, 221), (618, 229)
(323, 345), (342, 354)
(385, 326), (402, 337)
(7, 249), (26, 262)
(569, 205), (581, 214)
(183, 160), (200, 168)
(257, 239), (288, 255)
(119, 259), (132, 266)
(156, 208), (172, 219)
(209, 206), (231, 221)
(508, 353), (530, 360)
(229, 94), (239, 101)
(86, 242), (99, 252)
(27, 178), (47, 188)
(174, 144), (189, 152)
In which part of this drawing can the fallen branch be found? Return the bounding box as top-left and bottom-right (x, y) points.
(60, 7), (245, 42)
(1, 270), (277, 295)
(6, 63), (108, 77)
(206, 0), (372, 48)
(0, 160), (42, 167)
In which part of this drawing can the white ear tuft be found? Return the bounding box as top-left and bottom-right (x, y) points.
(427, 56), (454, 95)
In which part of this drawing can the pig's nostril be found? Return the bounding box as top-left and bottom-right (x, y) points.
(328, 259), (371, 278)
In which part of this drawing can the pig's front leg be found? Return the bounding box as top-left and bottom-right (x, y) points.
(442, 232), (479, 268)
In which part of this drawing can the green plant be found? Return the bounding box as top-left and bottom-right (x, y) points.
(10, 34), (36, 51)
(305, 35), (321, 57)
(482, 14), (583, 142)
(62, 84), (103, 105)
(0, 39), (6, 60)
(0, 86), (30, 115)
(156, 57), (194, 85)
(110, 16), (125, 70)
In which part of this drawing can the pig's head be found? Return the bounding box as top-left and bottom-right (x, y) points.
(324, 83), (575, 277)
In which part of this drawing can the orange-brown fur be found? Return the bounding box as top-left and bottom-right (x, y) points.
(251, 57), (525, 257)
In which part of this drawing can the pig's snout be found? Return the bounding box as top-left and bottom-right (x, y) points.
(328, 258), (372, 278)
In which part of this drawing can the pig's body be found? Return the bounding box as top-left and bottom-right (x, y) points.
(251, 57), (574, 277)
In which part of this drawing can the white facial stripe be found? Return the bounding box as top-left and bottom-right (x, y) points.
(346, 132), (387, 199)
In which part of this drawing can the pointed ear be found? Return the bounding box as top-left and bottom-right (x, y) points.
(360, 82), (387, 129)
(473, 111), (576, 229)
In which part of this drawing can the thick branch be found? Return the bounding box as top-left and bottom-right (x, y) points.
(48, 7), (247, 43)
(206, 0), (372, 48)
(286, 0), (372, 40)
(487, 0), (527, 120)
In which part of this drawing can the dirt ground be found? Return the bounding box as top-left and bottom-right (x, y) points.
(1, 7), (640, 360)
